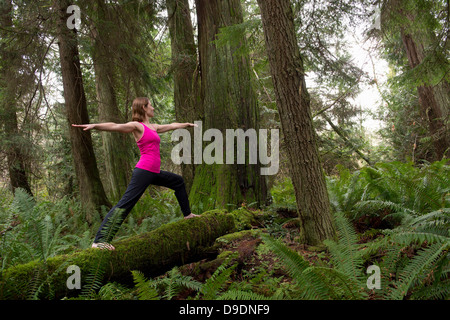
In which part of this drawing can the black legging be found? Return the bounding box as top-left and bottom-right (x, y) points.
(94, 168), (191, 243)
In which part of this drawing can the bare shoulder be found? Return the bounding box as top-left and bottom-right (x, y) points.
(129, 121), (144, 141)
(127, 121), (142, 130)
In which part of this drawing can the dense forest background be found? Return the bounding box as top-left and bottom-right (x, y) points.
(0, 0), (448, 301)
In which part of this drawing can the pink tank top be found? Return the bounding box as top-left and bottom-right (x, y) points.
(135, 122), (161, 173)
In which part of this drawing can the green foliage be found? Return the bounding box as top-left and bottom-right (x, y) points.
(261, 211), (370, 300)
(262, 210), (449, 300)
(269, 177), (297, 210)
(2, 158), (448, 301)
(136, 267), (202, 300)
(196, 254), (238, 300)
(327, 160), (449, 226)
(374, 0), (449, 162)
(129, 253), (241, 300)
(0, 189), (77, 270)
(131, 270), (163, 300)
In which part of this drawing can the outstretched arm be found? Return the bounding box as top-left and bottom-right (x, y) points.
(155, 122), (197, 133)
(72, 122), (139, 133)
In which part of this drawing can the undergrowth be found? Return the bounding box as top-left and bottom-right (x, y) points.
(0, 160), (448, 300)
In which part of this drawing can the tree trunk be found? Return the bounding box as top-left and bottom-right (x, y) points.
(166, 0), (199, 194)
(0, 0), (34, 197)
(257, 0), (335, 245)
(400, 30), (449, 160)
(54, 0), (110, 222)
(190, 0), (267, 211)
(0, 210), (235, 300)
(91, 0), (132, 201)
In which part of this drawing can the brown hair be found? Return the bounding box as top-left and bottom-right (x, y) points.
(131, 97), (150, 122)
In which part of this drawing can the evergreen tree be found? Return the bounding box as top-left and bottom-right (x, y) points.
(257, 0), (335, 245)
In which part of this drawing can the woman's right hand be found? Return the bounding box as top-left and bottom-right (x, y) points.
(72, 124), (96, 131)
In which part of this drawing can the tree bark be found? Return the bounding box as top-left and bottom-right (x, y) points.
(54, 0), (110, 221)
(166, 0), (199, 194)
(400, 30), (449, 160)
(0, 211), (235, 300)
(0, 0), (34, 197)
(190, 0), (268, 211)
(257, 0), (335, 245)
(91, 0), (132, 201)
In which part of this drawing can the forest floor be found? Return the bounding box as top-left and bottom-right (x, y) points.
(146, 204), (399, 301)
(155, 206), (342, 300)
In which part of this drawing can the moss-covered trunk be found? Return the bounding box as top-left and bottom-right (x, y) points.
(0, 0), (34, 197)
(90, 0), (132, 201)
(166, 0), (199, 194)
(0, 211), (235, 300)
(191, 0), (268, 211)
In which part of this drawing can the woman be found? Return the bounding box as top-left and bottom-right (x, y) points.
(72, 97), (199, 250)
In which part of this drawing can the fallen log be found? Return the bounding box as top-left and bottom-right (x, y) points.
(0, 210), (235, 300)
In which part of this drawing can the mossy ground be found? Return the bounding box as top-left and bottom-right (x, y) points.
(166, 207), (333, 300)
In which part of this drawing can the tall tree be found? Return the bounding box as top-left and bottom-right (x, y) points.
(189, 0), (267, 210)
(0, 0), (34, 196)
(381, 0), (449, 160)
(257, 0), (335, 245)
(88, 0), (133, 201)
(166, 0), (198, 194)
(53, 0), (110, 221)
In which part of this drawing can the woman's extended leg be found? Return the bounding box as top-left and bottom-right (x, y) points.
(93, 168), (157, 246)
(152, 170), (198, 218)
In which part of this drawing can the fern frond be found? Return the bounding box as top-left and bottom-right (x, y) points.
(328, 212), (365, 283)
(99, 208), (126, 243)
(304, 266), (368, 300)
(198, 254), (238, 300)
(167, 269), (203, 294)
(97, 282), (131, 300)
(410, 279), (450, 300)
(261, 234), (338, 300)
(131, 270), (159, 300)
(386, 242), (449, 300)
(81, 251), (110, 299)
(217, 289), (269, 300)
(390, 231), (449, 245)
(409, 208), (450, 229)
(355, 200), (417, 217)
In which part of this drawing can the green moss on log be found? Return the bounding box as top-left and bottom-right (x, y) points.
(0, 210), (234, 300)
(229, 207), (270, 230)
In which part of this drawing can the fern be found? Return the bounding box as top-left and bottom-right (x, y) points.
(260, 233), (341, 299)
(131, 267), (203, 300)
(216, 289), (269, 300)
(98, 208), (126, 244)
(384, 242), (449, 300)
(327, 212), (365, 282)
(79, 208), (125, 299)
(97, 282), (133, 300)
(80, 253), (109, 299)
(131, 270), (159, 300)
(154, 267), (203, 300)
(378, 205), (450, 299)
(409, 255), (450, 300)
(198, 255), (238, 300)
